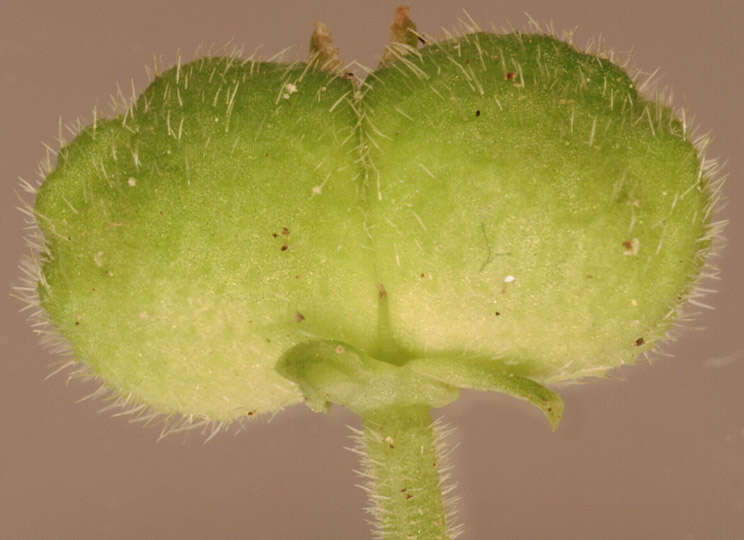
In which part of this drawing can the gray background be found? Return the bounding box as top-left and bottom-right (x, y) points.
(2, 1), (742, 538)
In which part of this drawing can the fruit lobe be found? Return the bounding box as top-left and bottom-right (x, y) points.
(34, 57), (376, 421)
(363, 32), (710, 382)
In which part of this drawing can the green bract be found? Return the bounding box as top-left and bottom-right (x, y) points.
(32, 30), (713, 426)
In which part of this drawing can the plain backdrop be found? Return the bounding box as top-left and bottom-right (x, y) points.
(2, 1), (742, 539)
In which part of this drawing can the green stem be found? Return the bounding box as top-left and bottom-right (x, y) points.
(359, 404), (453, 540)
(276, 338), (561, 539)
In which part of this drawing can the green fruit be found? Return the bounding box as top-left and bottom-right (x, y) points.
(27, 24), (716, 427)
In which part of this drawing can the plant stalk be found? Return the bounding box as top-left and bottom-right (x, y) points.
(358, 404), (454, 540)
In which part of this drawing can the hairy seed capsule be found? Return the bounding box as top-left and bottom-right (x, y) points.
(29, 30), (716, 426)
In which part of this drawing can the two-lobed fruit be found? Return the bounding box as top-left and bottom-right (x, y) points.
(30, 26), (714, 425)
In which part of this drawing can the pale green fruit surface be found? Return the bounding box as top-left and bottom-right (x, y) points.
(363, 33), (710, 382)
(33, 33), (713, 423)
(35, 58), (377, 420)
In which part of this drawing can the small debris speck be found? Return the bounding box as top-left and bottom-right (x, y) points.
(623, 238), (640, 256)
(127, 177), (137, 187)
(282, 83), (298, 100)
(377, 283), (387, 299)
(504, 275), (515, 283)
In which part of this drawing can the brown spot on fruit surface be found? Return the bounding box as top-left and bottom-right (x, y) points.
(635, 337), (645, 346)
(377, 283), (387, 299)
(295, 312), (305, 322)
(280, 244), (288, 251)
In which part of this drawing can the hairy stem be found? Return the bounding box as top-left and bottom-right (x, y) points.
(358, 404), (454, 540)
